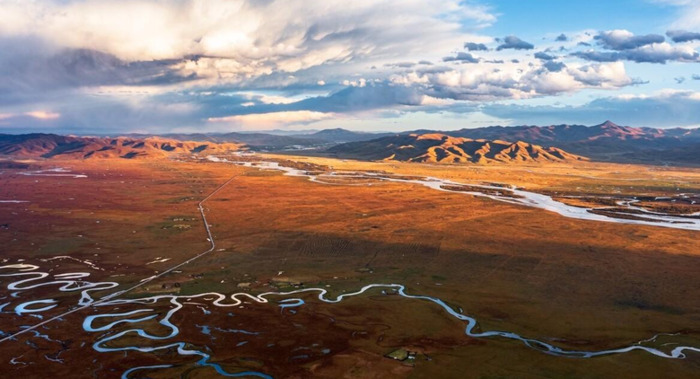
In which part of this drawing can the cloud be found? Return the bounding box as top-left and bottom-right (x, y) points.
(667, 30), (700, 42)
(390, 61), (634, 102)
(497, 36), (535, 50)
(464, 42), (489, 51)
(0, 0), (501, 122)
(385, 62), (416, 68)
(24, 111), (61, 120)
(571, 51), (621, 62)
(443, 52), (480, 63)
(662, 0), (700, 30)
(2, 0), (699, 133)
(572, 43), (699, 63)
(291, 83), (425, 112)
(534, 52), (556, 61)
(0, 41), (196, 105)
(543, 61), (566, 72)
(693, 74), (700, 80)
(482, 90), (700, 127)
(0, 0), (493, 75)
(0, 110), (61, 123)
(207, 110), (334, 128)
(594, 30), (665, 50)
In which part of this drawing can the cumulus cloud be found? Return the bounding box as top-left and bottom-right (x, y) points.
(388, 61), (634, 102)
(464, 42), (489, 51)
(543, 61), (566, 72)
(571, 51), (622, 62)
(594, 30), (665, 50)
(534, 52), (556, 61)
(667, 29), (700, 42)
(0, 0), (506, 132)
(555, 34), (568, 42)
(572, 41), (699, 63)
(0, 0), (491, 78)
(443, 52), (480, 63)
(497, 36), (535, 50)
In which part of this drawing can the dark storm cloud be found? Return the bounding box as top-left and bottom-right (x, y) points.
(496, 36), (534, 50)
(667, 30), (700, 43)
(464, 42), (489, 51)
(594, 31), (665, 50)
(0, 38), (196, 105)
(442, 52), (480, 63)
(289, 83), (424, 112)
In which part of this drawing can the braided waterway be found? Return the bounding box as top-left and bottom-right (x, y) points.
(208, 156), (700, 231)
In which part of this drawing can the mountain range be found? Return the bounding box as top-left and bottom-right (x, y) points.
(1, 121), (699, 165)
(404, 121), (700, 164)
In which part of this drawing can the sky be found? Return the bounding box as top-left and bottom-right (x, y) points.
(0, 0), (699, 134)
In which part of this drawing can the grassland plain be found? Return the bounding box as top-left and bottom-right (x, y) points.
(0, 156), (699, 378)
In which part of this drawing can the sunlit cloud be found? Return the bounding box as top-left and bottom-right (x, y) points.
(207, 110), (334, 129)
(24, 111), (61, 120)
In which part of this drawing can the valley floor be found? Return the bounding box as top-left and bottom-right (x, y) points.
(0, 155), (699, 378)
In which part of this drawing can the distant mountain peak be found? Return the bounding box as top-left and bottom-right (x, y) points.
(598, 120), (621, 128)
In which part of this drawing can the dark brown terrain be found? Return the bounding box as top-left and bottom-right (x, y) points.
(0, 147), (699, 378)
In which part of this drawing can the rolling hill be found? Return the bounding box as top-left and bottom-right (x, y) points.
(0, 134), (244, 159)
(327, 133), (587, 164)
